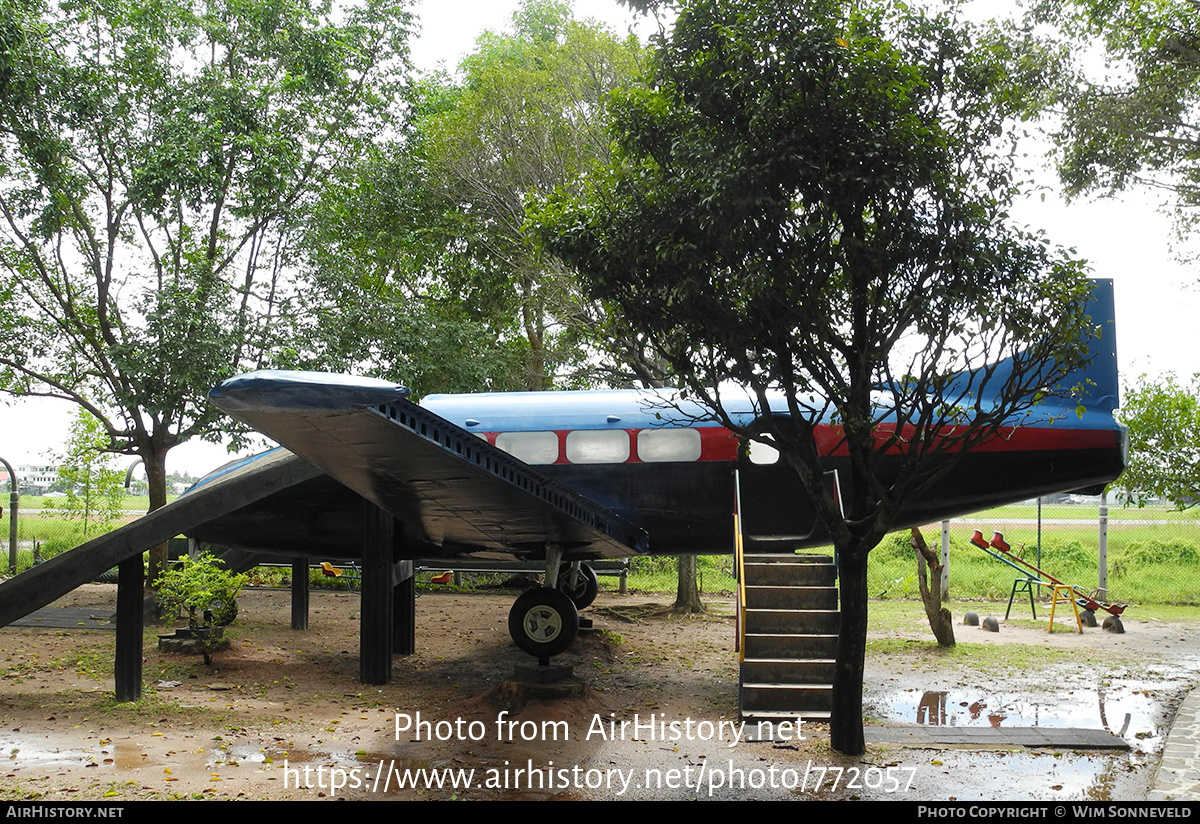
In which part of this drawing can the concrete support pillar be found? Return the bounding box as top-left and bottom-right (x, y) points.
(360, 501), (394, 684)
(291, 558), (309, 630)
(114, 555), (143, 701)
(393, 560), (415, 656)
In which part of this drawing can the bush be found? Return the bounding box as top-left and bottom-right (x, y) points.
(1039, 540), (1095, 567)
(1122, 540), (1200, 565)
(155, 553), (247, 665)
(874, 532), (916, 561)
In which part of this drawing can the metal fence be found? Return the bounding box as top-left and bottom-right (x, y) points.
(1, 501), (143, 574)
(867, 497), (1200, 606)
(4, 496), (1196, 606)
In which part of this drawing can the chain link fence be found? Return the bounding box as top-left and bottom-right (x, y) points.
(6, 494), (1195, 607)
(622, 554), (737, 596)
(1, 498), (144, 574)
(867, 497), (1200, 606)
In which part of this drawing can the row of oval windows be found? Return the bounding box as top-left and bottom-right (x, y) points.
(486, 428), (781, 466)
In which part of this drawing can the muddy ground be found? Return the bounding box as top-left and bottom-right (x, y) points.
(1, 584), (1197, 801)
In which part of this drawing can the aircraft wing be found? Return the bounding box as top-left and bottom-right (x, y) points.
(209, 371), (648, 560)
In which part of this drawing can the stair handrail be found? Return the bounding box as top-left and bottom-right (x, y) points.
(735, 511), (746, 661)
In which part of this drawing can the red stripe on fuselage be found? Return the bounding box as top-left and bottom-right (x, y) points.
(812, 424), (1119, 457)
(482, 423), (1117, 465)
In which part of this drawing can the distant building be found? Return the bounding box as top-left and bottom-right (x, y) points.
(16, 465), (59, 495)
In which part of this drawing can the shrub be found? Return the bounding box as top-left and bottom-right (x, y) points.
(1122, 540), (1200, 565)
(155, 553), (247, 665)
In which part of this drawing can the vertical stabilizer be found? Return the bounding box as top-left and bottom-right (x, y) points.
(1062, 278), (1119, 413)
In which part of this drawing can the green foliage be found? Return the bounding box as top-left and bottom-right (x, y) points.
(1032, 0), (1200, 236)
(875, 532), (918, 562)
(1118, 374), (1200, 509)
(0, 0), (412, 507)
(155, 553), (247, 665)
(54, 410), (125, 538)
(1039, 539), (1094, 567)
(300, 0), (648, 392)
(1122, 539), (1200, 566)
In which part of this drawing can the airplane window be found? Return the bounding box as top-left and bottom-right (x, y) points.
(565, 430), (630, 464)
(495, 431), (559, 465)
(747, 439), (780, 465)
(637, 428), (701, 462)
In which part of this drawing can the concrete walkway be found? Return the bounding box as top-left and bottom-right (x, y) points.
(1148, 687), (1200, 801)
(865, 725), (1129, 750)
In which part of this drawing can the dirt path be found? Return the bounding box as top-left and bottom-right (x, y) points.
(1, 585), (1197, 801)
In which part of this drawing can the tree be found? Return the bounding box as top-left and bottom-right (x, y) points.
(1032, 0), (1200, 244)
(535, 0), (1093, 754)
(296, 86), (534, 396)
(1117, 374), (1200, 508)
(673, 555), (703, 613)
(300, 0), (649, 394)
(56, 409), (125, 538)
(0, 0), (411, 582)
(910, 528), (954, 647)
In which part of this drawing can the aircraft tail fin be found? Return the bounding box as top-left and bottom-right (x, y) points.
(1050, 278), (1119, 413)
(938, 278), (1118, 415)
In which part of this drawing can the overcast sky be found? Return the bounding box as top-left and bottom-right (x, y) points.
(1, 0), (1195, 478)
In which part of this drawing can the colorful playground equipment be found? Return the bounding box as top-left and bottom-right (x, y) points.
(969, 530), (1127, 634)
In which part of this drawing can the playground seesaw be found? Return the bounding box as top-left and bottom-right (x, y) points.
(969, 530), (1127, 634)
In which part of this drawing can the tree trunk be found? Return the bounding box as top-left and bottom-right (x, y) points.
(673, 554), (704, 613)
(144, 447), (170, 593)
(830, 544), (868, 755)
(911, 527), (955, 647)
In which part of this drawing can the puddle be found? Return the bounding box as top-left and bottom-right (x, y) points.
(0, 735), (308, 773)
(875, 683), (1165, 750)
(920, 750), (1131, 801)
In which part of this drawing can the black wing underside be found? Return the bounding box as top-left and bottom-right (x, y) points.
(208, 372), (648, 561)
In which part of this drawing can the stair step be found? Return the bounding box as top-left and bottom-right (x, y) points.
(738, 552), (839, 720)
(740, 658), (835, 684)
(741, 708), (833, 721)
(743, 562), (836, 586)
(743, 633), (838, 658)
(744, 608), (839, 634)
(744, 586), (838, 610)
(743, 553), (833, 564)
(740, 682), (833, 712)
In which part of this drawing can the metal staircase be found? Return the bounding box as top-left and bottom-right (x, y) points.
(738, 553), (838, 720)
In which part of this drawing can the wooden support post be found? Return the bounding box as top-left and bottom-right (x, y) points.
(114, 554), (143, 702)
(360, 501), (394, 684)
(394, 560), (415, 656)
(291, 558), (309, 630)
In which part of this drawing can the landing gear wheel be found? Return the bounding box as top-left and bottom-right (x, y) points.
(1080, 608), (1097, 628)
(557, 564), (599, 610)
(509, 588), (579, 659)
(1102, 615), (1125, 634)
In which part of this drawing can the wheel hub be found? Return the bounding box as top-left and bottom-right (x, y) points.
(523, 605), (563, 642)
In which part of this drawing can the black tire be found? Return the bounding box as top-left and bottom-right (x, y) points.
(1080, 608), (1097, 628)
(557, 564), (599, 610)
(1102, 615), (1125, 634)
(508, 588), (579, 659)
(202, 598), (238, 627)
